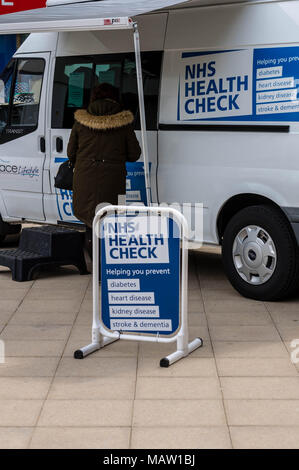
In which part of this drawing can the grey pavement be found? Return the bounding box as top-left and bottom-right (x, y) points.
(0, 239), (299, 449)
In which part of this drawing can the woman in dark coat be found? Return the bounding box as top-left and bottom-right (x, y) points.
(67, 83), (141, 256)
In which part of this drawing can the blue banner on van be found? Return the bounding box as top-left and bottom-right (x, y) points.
(179, 46), (299, 122)
(252, 47), (299, 121)
(55, 158), (149, 222)
(126, 161), (151, 205)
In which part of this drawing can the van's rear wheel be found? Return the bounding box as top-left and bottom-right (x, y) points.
(222, 205), (299, 301)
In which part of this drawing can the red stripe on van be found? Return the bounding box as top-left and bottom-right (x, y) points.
(0, 0), (46, 15)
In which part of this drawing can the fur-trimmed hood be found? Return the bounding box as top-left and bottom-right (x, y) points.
(74, 109), (134, 131)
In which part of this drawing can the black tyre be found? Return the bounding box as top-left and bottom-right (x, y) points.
(0, 214), (21, 245)
(222, 204), (299, 301)
(5, 223), (22, 236)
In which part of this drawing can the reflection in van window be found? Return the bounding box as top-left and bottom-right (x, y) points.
(95, 62), (122, 88)
(52, 58), (96, 128)
(11, 59), (45, 127)
(66, 63), (94, 108)
(122, 52), (162, 130)
(52, 52), (162, 130)
(0, 59), (15, 131)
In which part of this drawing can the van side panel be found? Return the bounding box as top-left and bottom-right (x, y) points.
(165, 1), (299, 50)
(158, 130), (299, 244)
(159, 1), (299, 244)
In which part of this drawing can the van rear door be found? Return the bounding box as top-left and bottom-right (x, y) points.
(0, 53), (50, 221)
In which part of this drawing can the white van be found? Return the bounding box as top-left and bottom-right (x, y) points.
(0, 0), (298, 300)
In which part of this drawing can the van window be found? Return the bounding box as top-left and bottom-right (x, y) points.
(11, 59), (45, 127)
(52, 57), (96, 129)
(52, 52), (162, 131)
(0, 58), (45, 143)
(0, 59), (14, 132)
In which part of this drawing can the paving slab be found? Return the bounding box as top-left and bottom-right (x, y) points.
(56, 357), (137, 378)
(0, 377), (52, 399)
(0, 428), (34, 449)
(220, 377), (299, 399)
(206, 311), (272, 326)
(209, 325), (281, 342)
(216, 357), (298, 377)
(38, 400), (133, 427)
(16, 299), (82, 315)
(136, 377), (221, 399)
(230, 426), (299, 449)
(131, 426), (232, 449)
(48, 377), (136, 400)
(212, 341), (289, 358)
(204, 300), (267, 314)
(0, 400), (43, 426)
(0, 311), (15, 324)
(133, 399), (227, 427)
(0, 357), (60, 377)
(0, 289), (29, 301)
(2, 340), (65, 357)
(30, 427), (130, 449)
(10, 311), (78, 326)
(225, 400), (299, 426)
(0, 324), (72, 341)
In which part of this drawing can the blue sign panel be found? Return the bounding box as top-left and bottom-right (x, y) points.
(126, 161), (150, 205)
(100, 213), (180, 336)
(178, 46), (299, 122)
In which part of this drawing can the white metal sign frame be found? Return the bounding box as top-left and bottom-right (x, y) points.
(74, 205), (203, 367)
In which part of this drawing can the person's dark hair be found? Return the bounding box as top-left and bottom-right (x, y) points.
(90, 83), (119, 103)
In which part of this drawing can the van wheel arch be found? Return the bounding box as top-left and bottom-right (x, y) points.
(217, 194), (292, 244)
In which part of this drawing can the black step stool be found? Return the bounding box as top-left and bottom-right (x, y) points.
(0, 225), (88, 282)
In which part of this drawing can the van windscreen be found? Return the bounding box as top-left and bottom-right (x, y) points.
(0, 58), (45, 144)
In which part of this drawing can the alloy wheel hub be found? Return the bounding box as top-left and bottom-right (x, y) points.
(232, 225), (277, 285)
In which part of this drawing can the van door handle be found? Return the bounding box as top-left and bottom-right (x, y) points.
(40, 136), (46, 153)
(56, 137), (63, 153)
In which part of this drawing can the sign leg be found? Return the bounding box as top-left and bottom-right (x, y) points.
(74, 328), (119, 359)
(74, 342), (100, 359)
(74, 327), (101, 359)
(160, 337), (203, 368)
(188, 337), (203, 355)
